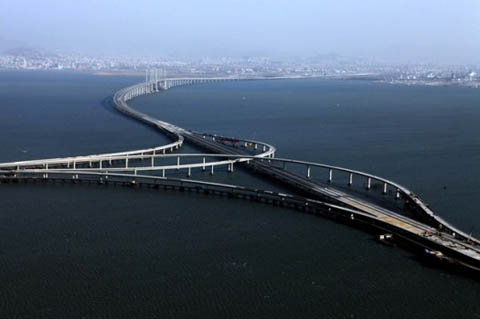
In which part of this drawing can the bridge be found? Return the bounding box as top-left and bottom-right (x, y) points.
(1, 74), (480, 275)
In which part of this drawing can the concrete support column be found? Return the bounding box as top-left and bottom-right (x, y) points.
(210, 165), (214, 175)
(162, 169), (165, 177)
(367, 177), (371, 190)
(187, 167), (191, 177)
(396, 189), (400, 199)
(176, 157), (180, 170)
(151, 157), (154, 167)
(99, 161), (102, 169)
(383, 183), (388, 194)
(328, 169), (333, 183)
(202, 157), (206, 171)
(126, 158), (129, 168)
(348, 173), (353, 186)
(306, 166), (311, 179)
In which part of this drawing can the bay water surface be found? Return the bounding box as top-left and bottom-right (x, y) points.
(1, 71), (480, 318)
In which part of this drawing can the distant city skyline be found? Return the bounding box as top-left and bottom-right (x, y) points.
(1, 0), (479, 64)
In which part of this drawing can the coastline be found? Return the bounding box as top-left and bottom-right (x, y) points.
(1, 68), (479, 88)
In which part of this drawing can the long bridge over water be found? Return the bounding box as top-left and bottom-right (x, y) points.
(1, 74), (480, 275)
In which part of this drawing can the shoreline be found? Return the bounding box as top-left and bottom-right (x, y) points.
(1, 68), (478, 88)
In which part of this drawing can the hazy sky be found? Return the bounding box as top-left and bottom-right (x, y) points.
(1, 0), (479, 63)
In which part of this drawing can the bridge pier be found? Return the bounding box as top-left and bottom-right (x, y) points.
(202, 157), (206, 171)
(176, 156), (180, 170)
(210, 165), (214, 175)
(348, 173), (353, 186)
(306, 166), (311, 179)
(383, 182), (388, 194)
(187, 167), (191, 177)
(328, 169), (333, 183)
(367, 177), (371, 190)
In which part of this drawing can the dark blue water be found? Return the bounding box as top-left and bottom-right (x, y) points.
(0, 71), (168, 162)
(1, 71), (480, 318)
